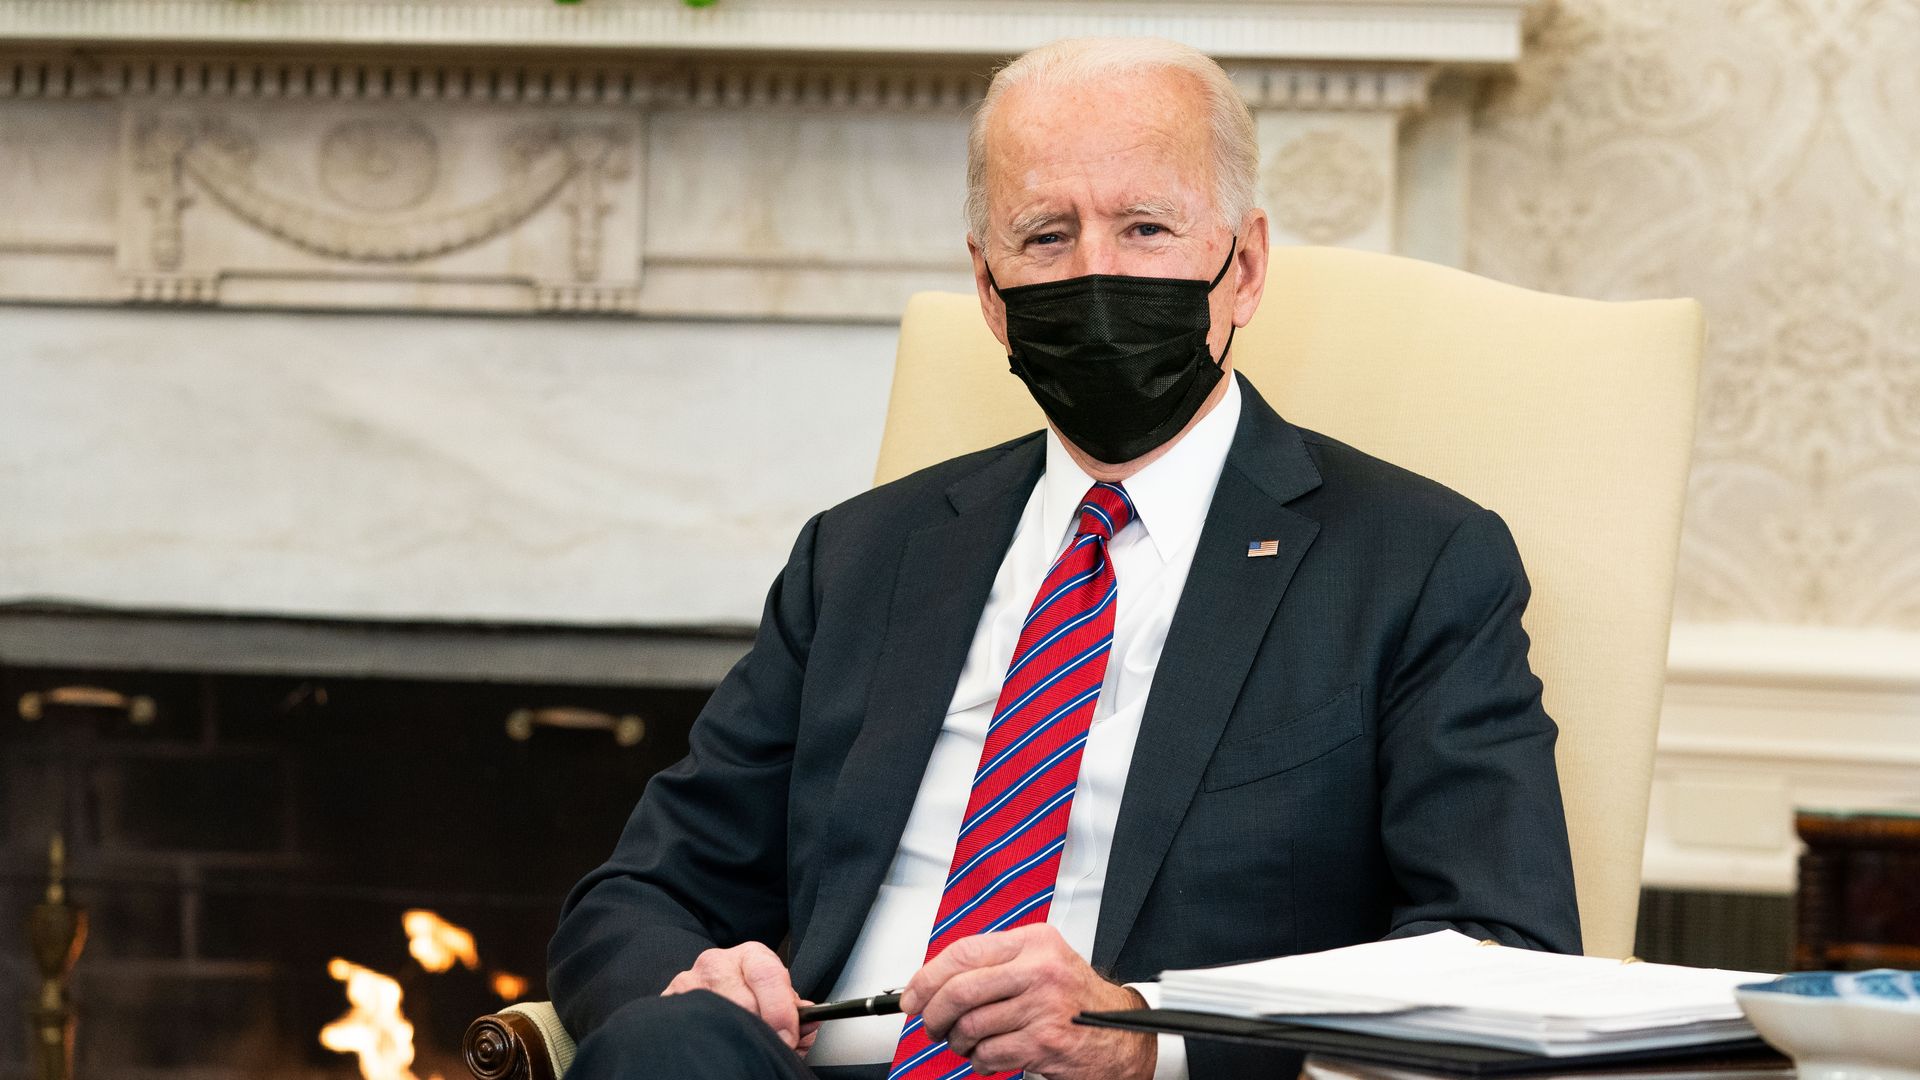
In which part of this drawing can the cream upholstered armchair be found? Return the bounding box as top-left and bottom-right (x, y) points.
(878, 245), (1704, 960)
(464, 246), (1704, 1080)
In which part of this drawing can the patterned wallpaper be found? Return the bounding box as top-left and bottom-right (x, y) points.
(1467, 0), (1920, 628)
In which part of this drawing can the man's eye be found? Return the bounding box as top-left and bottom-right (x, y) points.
(1135, 223), (1164, 237)
(1030, 233), (1063, 246)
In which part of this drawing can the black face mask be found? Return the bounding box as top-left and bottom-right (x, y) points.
(988, 238), (1237, 465)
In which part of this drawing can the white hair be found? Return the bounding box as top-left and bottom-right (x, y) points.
(965, 37), (1260, 241)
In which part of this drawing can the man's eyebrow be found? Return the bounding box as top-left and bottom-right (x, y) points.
(1007, 209), (1072, 236)
(1118, 198), (1182, 219)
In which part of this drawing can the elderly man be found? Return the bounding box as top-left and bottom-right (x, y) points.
(550, 36), (1579, 1080)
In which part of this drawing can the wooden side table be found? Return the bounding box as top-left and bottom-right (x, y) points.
(1794, 809), (1920, 970)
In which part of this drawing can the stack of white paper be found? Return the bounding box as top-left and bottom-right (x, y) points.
(1157, 930), (1770, 1057)
(1303, 1055), (1789, 1080)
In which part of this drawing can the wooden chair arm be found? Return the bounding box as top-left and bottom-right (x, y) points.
(464, 1010), (557, 1080)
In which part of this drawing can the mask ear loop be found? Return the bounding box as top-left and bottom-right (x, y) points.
(1208, 235), (1239, 289)
(1211, 235), (1239, 364)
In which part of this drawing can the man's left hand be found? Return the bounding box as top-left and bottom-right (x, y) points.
(899, 924), (1156, 1080)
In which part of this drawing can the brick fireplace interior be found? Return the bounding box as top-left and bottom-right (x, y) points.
(0, 618), (719, 1080)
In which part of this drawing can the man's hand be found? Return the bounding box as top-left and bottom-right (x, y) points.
(661, 942), (820, 1055)
(899, 924), (1155, 1080)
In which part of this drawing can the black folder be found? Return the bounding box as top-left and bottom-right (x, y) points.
(1076, 1009), (1786, 1077)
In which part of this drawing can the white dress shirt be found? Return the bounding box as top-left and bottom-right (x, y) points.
(806, 377), (1242, 1079)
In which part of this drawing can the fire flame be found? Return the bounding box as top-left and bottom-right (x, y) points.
(491, 971), (528, 1002)
(403, 908), (479, 974)
(323, 911), (507, 1080)
(319, 958), (423, 1080)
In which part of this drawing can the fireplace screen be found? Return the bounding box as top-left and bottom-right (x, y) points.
(1, 660), (704, 1080)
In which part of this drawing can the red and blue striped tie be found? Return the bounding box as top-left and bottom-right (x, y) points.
(889, 481), (1135, 1080)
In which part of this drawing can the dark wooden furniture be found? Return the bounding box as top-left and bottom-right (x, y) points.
(1795, 808), (1920, 970)
(464, 1011), (560, 1080)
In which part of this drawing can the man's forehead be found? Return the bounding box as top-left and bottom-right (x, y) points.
(996, 62), (1198, 117)
(989, 72), (1198, 149)
(982, 68), (1212, 220)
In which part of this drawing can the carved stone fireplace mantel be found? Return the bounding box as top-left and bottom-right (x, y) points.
(0, 0), (1531, 321)
(0, 0), (1536, 630)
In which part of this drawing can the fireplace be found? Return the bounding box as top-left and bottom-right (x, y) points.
(0, 4), (1629, 1076)
(0, 608), (745, 1080)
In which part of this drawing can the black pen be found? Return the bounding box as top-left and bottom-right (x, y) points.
(799, 990), (904, 1023)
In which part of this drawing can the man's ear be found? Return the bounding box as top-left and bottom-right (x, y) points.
(1231, 210), (1271, 329)
(968, 234), (1011, 351)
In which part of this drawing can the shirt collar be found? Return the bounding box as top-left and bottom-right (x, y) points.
(1041, 374), (1242, 564)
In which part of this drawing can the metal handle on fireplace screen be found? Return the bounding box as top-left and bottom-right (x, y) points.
(505, 706), (645, 747)
(18, 686), (158, 726)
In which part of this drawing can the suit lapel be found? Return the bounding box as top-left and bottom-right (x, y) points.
(1092, 375), (1322, 972)
(791, 437), (1043, 995)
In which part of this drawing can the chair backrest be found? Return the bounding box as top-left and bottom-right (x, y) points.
(875, 245), (1704, 960)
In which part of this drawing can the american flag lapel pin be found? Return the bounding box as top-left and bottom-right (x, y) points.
(1247, 539), (1280, 558)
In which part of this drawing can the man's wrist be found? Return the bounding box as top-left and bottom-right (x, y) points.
(1123, 981), (1188, 1080)
(1109, 981), (1157, 1080)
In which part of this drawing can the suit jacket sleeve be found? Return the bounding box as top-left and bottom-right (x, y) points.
(1376, 508), (1583, 954)
(547, 514), (821, 1040)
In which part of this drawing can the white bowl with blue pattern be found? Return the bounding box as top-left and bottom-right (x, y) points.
(1735, 970), (1920, 1080)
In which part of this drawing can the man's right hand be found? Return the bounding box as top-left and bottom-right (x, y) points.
(661, 942), (810, 1052)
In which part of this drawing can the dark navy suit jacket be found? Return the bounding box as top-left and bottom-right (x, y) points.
(550, 373), (1581, 1078)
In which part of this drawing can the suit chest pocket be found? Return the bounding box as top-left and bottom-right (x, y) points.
(1201, 683), (1366, 792)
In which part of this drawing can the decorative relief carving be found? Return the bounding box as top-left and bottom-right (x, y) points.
(1468, 0), (1920, 628)
(656, 66), (982, 111)
(132, 117), (193, 269)
(318, 118), (438, 212)
(5, 53), (1440, 116)
(82, 98), (648, 312)
(534, 284), (641, 314)
(125, 273), (217, 305)
(141, 116), (627, 266)
(1228, 64), (1433, 111)
(5, 55), (655, 104)
(3, 54), (991, 111)
(1265, 131), (1387, 244)
(556, 129), (630, 283)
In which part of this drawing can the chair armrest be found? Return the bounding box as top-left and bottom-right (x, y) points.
(464, 1002), (578, 1080)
